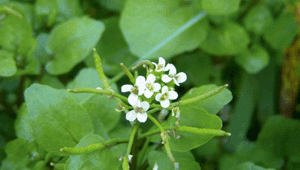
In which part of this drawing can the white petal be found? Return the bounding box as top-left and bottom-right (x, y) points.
(155, 93), (162, 101)
(153, 162), (159, 170)
(141, 101), (150, 111)
(158, 57), (166, 66)
(147, 74), (156, 84)
(168, 91), (178, 100)
(128, 94), (139, 106)
(161, 86), (169, 93)
(162, 75), (172, 83)
(136, 76), (146, 86)
(160, 100), (170, 108)
(173, 78), (180, 86)
(166, 64), (177, 75)
(138, 85), (146, 95)
(176, 72), (187, 83)
(137, 113), (148, 123)
(136, 99), (142, 107)
(153, 83), (161, 92)
(144, 89), (154, 98)
(126, 110), (137, 121)
(121, 85), (133, 93)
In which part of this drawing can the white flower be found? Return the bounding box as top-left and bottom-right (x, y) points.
(155, 86), (178, 108)
(162, 64), (187, 86)
(121, 76), (146, 106)
(128, 155), (133, 162)
(153, 162), (158, 170)
(144, 74), (161, 98)
(126, 100), (150, 123)
(152, 57), (168, 72)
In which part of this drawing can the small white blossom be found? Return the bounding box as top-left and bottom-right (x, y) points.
(126, 100), (150, 123)
(152, 57), (169, 72)
(155, 86), (178, 108)
(128, 155), (133, 162)
(153, 162), (158, 170)
(162, 64), (187, 86)
(121, 76), (146, 106)
(144, 74), (161, 98)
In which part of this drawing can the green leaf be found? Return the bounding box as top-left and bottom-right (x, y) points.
(67, 68), (120, 135)
(5, 139), (37, 167)
(56, 0), (83, 23)
(262, 0), (284, 15)
(147, 150), (200, 170)
(32, 33), (51, 64)
(200, 21), (250, 56)
(243, 5), (273, 35)
(99, 0), (125, 12)
(0, 4), (33, 51)
(24, 84), (94, 154)
(168, 108), (223, 152)
(175, 52), (222, 86)
(0, 50), (16, 77)
(120, 0), (209, 60)
(180, 84), (233, 115)
(85, 16), (138, 76)
(46, 17), (105, 75)
(224, 73), (257, 152)
(40, 75), (65, 89)
(192, 138), (220, 158)
(263, 13), (297, 50)
(235, 162), (275, 170)
(202, 0), (241, 16)
(235, 44), (270, 74)
(14, 103), (33, 141)
(65, 134), (124, 170)
(255, 116), (300, 158)
(35, 0), (58, 26)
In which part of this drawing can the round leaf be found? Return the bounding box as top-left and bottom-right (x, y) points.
(243, 5), (273, 35)
(235, 44), (270, 74)
(202, 0), (241, 16)
(199, 21), (250, 56)
(46, 17), (105, 75)
(24, 84), (94, 154)
(0, 50), (17, 77)
(120, 0), (209, 60)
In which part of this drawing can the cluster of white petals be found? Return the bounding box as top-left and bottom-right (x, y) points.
(126, 100), (149, 123)
(155, 86), (178, 108)
(121, 57), (186, 123)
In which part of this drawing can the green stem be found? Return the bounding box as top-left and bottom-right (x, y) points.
(147, 114), (177, 168)
(123, 122), (140, 170)
(60, 138), (129, 155)
(177, 84), (228, 106)
(120, 63), (135, 84)
(132, 60), (154, 70)
(93, 48), (110, 89)
(0, 6), (23, 18)
(137, 137), (151, 167)
(138, 126), (231, 140)
(67, 88), (128, 103)
(147, 107), (162, 115)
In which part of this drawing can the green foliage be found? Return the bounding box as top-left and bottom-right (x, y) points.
(120, 0), (209, 59)
(65, 134), (124, 169)
(24, 84), (94, 154)
(199, 21), (250, 56)
(0, 50), (16, 77)
(202, 0), (241, 16)
(180, 84), (232, 115)
(46, 17), (105, 75)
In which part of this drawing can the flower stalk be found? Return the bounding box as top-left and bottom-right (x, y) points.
(93, 48), (111, 90)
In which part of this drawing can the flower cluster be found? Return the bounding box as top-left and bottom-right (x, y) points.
(121, 57), (187, 123)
